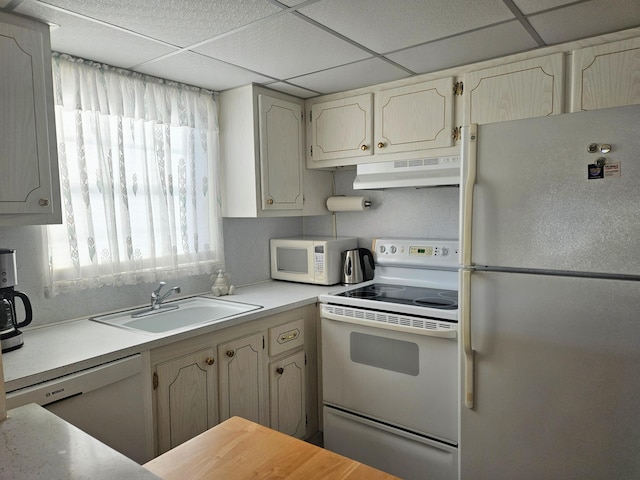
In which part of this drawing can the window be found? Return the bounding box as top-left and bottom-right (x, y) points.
(45, 54), (223, 296)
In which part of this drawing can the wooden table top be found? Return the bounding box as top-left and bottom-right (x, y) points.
(144, 416), (401, 480)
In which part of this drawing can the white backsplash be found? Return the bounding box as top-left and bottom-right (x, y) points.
(222, 216), (302, 286)
(304, 169), (460, 248)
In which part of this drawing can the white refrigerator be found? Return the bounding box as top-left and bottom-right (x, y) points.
(459, 104), (640, 479)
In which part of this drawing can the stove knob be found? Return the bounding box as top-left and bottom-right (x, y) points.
(379, 245), (386, 254)
(390, 246), (397, 254)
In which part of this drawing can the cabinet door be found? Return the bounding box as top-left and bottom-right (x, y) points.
(374, 78), (454, 155)
(258, 95), (304, 211)
(310, 94), (373, 163)
(218, 332), (266, 425)
(571, 37), (640, 112)
(0, 15), (60, 222)
(155, 348), (217, 454)
(463, 53), (564, 125)
(269, 350), (306, 439)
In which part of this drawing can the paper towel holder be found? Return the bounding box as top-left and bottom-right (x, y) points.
(325, 196), (372, 212)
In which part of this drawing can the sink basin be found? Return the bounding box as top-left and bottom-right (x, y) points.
(91, 296), (262, 334)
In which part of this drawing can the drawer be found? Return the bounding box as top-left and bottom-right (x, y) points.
(269, 319), (304, 356)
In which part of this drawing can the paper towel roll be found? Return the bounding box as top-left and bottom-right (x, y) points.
(326, 196), (371, 212)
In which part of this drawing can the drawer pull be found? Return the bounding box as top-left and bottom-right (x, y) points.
(279, 331), (299, 342)
(205, 357), (215, 365)
(276, 367), (284, 375)
(226, 350), (235, 358)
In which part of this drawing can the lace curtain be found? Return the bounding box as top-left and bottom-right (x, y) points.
(45, 54), (224, 297)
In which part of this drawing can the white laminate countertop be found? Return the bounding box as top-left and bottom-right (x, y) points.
(3, 280), (335, 392)
(0, 404), (162, 480)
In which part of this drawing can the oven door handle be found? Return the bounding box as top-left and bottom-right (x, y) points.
(321, 310), (457, 339)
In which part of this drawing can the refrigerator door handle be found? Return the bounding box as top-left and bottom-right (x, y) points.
(460, 124), (478, 267)
(461, 268), (475, 409)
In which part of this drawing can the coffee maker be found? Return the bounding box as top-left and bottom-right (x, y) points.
(0, 249), (32, 352)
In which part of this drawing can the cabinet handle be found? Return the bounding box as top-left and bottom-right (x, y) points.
(205, 357), (215, 365)
(39, 198), (50, 207)
(280, 331), (298, 342)
(266, 199), (274, 205)
(226, 350), (235, 358)
(360, 144), (369, 151)
(276, 367), (284, 375)
(377, 142), (385, 148)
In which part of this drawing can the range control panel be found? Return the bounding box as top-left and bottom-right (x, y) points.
(373, 238), (459, 268)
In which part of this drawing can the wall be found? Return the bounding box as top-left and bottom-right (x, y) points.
(222, 216), (302, 286)
(0, 216), (302, 327)
(0, 169), (457, 328)
(304, 169), (459, 246)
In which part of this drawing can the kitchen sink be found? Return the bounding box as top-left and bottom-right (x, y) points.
(90, 296), (262, 334)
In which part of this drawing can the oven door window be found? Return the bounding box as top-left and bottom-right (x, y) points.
(350, 332), (419, 376)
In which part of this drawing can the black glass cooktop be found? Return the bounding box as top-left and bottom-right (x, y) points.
(336, 283), (458, 310)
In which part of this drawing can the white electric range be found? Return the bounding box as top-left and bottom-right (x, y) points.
(319, 237), (459, 480)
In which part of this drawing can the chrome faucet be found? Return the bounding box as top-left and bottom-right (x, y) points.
(150, 282), (181, 310)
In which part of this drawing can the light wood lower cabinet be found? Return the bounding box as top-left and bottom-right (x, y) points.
(269, 350), (306, 439)
(150, 305), (317, 457)
(218, 332), (266, 425)
(155, 348), (218, 455)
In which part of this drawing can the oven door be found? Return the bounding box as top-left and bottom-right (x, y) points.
(321, 310), (458, 444)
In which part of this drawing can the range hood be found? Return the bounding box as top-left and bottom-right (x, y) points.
(353, 155), (461, 190)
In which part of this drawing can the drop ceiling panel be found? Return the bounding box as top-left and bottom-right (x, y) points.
(36, 0), (282, 47)
(296, 0), (516, 53)
(15, 1), (177, 67)
(289, 57), (411, 95)
(194, 13), (371, 80)
(512, 0), (590, 15)
(3, 0), (639, 96)
(135, 51), (273, 92)
(528, 0), (640, 44)
(261, 82), (319, 98)
(387, 21), (539, 74)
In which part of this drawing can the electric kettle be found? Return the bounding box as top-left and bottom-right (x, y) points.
(341, 248), (375, 285)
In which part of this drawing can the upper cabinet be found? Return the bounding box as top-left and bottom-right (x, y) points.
(220, 85), (332, 217)
(0, 12), (61, 225)
(307, 78), (455, 169)
(462, 53), (565, 125)
(374, 78), (455, 155)
(570, 37), (640, 112)
(258, 94), (304, 211)
(310, 94), (373, 163)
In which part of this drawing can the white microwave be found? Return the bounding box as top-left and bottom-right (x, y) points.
(270, 236), (358, 285)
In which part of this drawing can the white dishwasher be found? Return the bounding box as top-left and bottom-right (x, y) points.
(6, 354), (150, 464)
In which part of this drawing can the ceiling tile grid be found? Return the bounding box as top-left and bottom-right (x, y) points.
(295, 0), (517, 53)
(36, 0), (282, 46)
(386, 20), (540, 74)
(193, 12), (372, 80)
(2, 0), (639, 96)
(15, 0), (178, 67)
